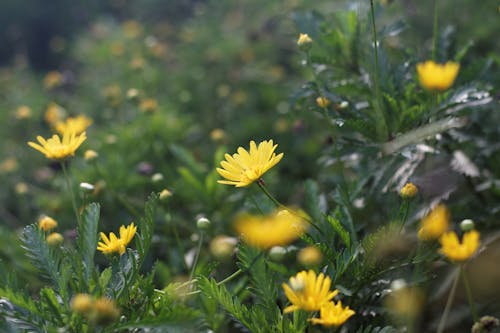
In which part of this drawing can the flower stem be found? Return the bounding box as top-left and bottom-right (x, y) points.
(257, 180), (283, 208)
(60, 161), (82, 226)
(437, 267), (460, 333)
(432, 0), (439, 60)
(188, 232), (204, 291)
(461, 264), (478, 322)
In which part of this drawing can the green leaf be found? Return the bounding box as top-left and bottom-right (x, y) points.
(39, 288), (65, 326)
(136, 193), (158, 267)
(326, 215), (351, 248)
(77, 203), (100, 284)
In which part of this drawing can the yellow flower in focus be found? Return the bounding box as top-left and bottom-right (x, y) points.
(416, 61), (460, 91)
(15, 105), (32, 119)
(216, 140), (283, 187)
(43, 71), (63, 89)
(309, 301), (355, 327)
(297, 33), (313, 51)
(97, 223), (137, 256)
(28, 131), (87, 160)
(439, 230), (480, 262)
(400, 182), (418, 198)
(316, 96), (331, 108)
(139, 98), (158, 113)
(45, 103), (66, 125)
(418, 204), (450, 240)
(55, 115), (92, 135)
(282, 270), (338, 313)
(39, 216), (58, 231)
(235, 209), (307, 249)
(47, 232), (64, 246)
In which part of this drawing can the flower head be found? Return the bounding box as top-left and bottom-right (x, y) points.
(309, 301), (355, 327)
(316, 96), (331, 108)
(418, 204), (450, 240)
(43, 71), (63, 90)
(439, 230), (480, 262)
(97, 223), (137, 256)
(47, 232), (64, 246)
(416, 61), (460, 91)
(297, 246), (323, 266)
(217, 140), (283, 187)
(28, 130), (86, 160)
(282, 270), (338, 313)
(38, 216), (58, 231)
(400, 182), (418, 198)
(235, 209), (307, 249)
(55, 115), (92, 135)
(297, 33), (313, 51)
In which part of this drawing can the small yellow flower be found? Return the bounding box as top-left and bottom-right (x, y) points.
(210, 235), (238, 260)
(159, 188), (173, 200)
(297, 246), (323, 266)
(309, 301), (355, 327)
(316, 96), (331, 108)
(45, 103), (66, 125)
(139, 98), (158, 113)
(0, 158), (18, 174)
(210, 128), (226, 142)
(71, 293), (93, 314)
(84, 149), (99, 161)
(38, 216), (58, 231)
(47, 232), (64, 246)
(217, 140), (283, 187)
(15, 182), (29, 195)
(234, 209), (307, 249)
(416, 60), (460, 91)
(55, 115), (92, 135)
(400, 182), (418, 198)
(43, 71), (63, 89)
(92, 297), (120, 324)
(297, 33), (313, 51)
(439, 230), (480, 262)
(418, 204), (450, 240)
(97, 223), (137, 256)
(282, 270), (338, 313)
(28, 130), (87, 160)
(15, 105), (32, 119)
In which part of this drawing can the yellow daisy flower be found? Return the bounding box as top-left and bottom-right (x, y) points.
(97, 223), (137, 256)
(416, 60), (460, 91)
(217, 140), (283, 187)
(439, 230), (480, 262)
(309, 301), (355, 327)
(38, 216), (58, 231)
(282, 270), (338, 313)
(55, 115), (92, 135)
(28, 130), (86, 160)
(234, 209), (307, 249)
(418, 204), (450, 240)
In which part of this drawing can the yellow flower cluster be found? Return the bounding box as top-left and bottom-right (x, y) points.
(217, 140), (283, 187)
(283, 270), (354, 327)
(234, 209), (307, 249)
(97, 223), (137, 256)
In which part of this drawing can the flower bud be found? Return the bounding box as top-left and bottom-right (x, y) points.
(39, 216), (58, 231)
(400, 182), (418, 198)
(151, 173), (164, 183)
(210, 235), (237, 260)
(80, 182), (95, 193)
(297, 246), (323, 266)
(297, 33), (312, 51)
(71, 293), (93, 314)
(159, 188), (172, 200)
(92, 297), (120, 325)
(47, 232), (64, 246)
(196, 217), (211, 230)
(268, 246), (287, 262)
(460, 219), (475, 232)
(84, 150), (98, 161)
(316, 96), (331, 108)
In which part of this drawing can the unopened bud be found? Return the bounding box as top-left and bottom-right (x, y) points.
(196, 217), (211, 230)
(71, 293), (93, 314)
(297, 246), (323, 266)
(297, 33), (313, 51)
(84, 150), (98, 161)
(400, 182), (418, 198)
(47, 232), (64, 246)
(269, 246), (287, 262)
(460, 219), (475, 232)
(151, 173), (164, 183)
(39, 216), (58, 231)
(80, 182), (95, 193)
(210, 235), (237, 260)
(159, 188), (172, 200)
(316, 96), (331, 108)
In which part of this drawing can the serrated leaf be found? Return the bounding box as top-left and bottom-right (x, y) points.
(78, 203), (100, 284)
(136, 193), (158, 267)
(326, 215), (351, 248)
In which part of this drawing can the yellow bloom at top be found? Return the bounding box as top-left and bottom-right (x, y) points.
(309, 301), (355, 327)
(418, 204), (450, 240)
(234, 209), (307, 249)
(439, 230), (480, 262)
(297, 33), (313, 51)
(400, 182), (418, 198)
(97, 223), (137, 256)
(38, 216), (58, 231)
(416, 60), (460, 91)
(216, 140), (283, 187)
(282, 270), (338, 313)
(55, 115), (93, 135)
(28, 130), (87, 160)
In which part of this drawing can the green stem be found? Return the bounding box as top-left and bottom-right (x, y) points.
(398, 199), (410, 231)
(188, 233), (204, 291)
(437, 268), (460, 333)
(369, 0), (388, 141)
(60, 161), (82, 226)
(461, 264), (478, 322)
(257, 180), (283, 208)
(432, 0), (439, 60)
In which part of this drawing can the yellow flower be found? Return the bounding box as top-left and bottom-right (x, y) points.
(283, 270), (338, 313)
(234, 209), (307, 249)
(71, 293), (93, 314)
(439, 230), (480, 262)
(400, 182), (418, 198)
(15, 105), (32, 119)
(92, 297), (120, 324)
(55, 115), (92, 135)
(297, 33), (313, 51)
(43, 71), (63, 89)
(217, 140), (283, 187)
(0, 157), (18, 174)
(97, 223), (137, 256)
(418, 204), (450, 240)
(38, 216), (58, 231)
(316, 96), (331, 108)
(416, 61), (460, 91)
(84, 149), (99, 161)
(47, 232), (64, 246)
(297, 246), (323, 266)
(28, 130), (87, 160)
(139, 98), (158, 113)
(45, 103), (66, 125)
(309, 301), (355, 327)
